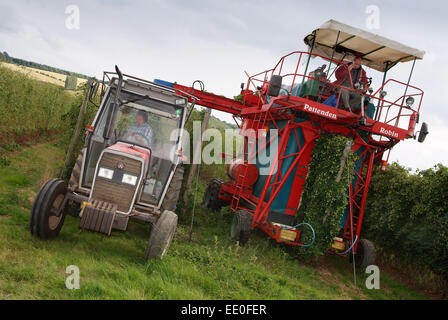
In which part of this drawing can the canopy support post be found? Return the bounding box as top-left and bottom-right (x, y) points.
(327, 31), (341, 79)
(401, 57), (416, 103)
(302, 30), (316, 84)
(374, 61), (390, 121)
(395, 57), (416, 126)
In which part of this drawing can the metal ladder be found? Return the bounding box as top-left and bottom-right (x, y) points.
(230, 109), (269, 212)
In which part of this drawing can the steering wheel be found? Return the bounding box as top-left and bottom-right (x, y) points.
(129, 132), (150, 147)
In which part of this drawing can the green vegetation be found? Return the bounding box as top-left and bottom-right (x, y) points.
(364, 163), (448, 282)
(183, 108), (239, 181)
(0, 140), (430, 299)
(209, 115), (238, 130)
(298, 134), (356, 256)
(64, 75), (78, 90)
(0, 65), (80, 149)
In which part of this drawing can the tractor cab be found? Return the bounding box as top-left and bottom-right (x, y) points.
(82, 73), (187, 207)
(30, 67), (190, 260)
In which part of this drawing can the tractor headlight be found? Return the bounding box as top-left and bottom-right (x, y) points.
(122, 173), (138, 186)
(98, 167), (114, 179)
(406, 96), (415, 107)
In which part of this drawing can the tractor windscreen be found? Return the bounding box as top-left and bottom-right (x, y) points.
(115, 102), (181, 151)
(83, 89), (184, 207)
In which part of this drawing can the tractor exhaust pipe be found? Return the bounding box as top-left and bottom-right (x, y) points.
(103, 65), (124, 140)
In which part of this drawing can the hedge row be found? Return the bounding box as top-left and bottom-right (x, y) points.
(364, 163), (448, 276)
(0, 65), (78, 140)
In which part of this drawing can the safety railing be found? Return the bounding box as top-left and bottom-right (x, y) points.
(243, 51), (424, 132)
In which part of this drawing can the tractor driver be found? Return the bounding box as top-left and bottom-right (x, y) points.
(125, 110), (153, 147)
(334, 55), (369, 112)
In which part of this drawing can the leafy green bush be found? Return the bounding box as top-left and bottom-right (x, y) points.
(364, 163), (448, 276)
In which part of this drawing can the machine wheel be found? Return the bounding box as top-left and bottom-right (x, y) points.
(230, 210), (252, 246)
(203, 178), (224, 212)
(145, 210), (178, 260)
(69, 148), (85, 189)
(161, 166), (184, 212)
(30, 178), (68, 239)
(354, 238), (376, 269)
(67, 148), (85, 217)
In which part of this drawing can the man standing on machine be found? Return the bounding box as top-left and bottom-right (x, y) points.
(334, 55), (369, 112)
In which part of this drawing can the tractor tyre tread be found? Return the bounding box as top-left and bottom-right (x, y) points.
(144, 210), (178, 260)
(69, 148), (85, 189)
(31, 179), (67, 239)
(231, 210), (252, 246)
(356, 238), (376, 269)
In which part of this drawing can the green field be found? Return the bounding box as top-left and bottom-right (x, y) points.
(0, 140), (432, 299)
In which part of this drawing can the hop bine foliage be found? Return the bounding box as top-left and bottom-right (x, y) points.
(364, 163), (448, 277)
(297, 134), (356, 256)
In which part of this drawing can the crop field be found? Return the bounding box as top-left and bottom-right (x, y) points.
(0, 62), (88, 88)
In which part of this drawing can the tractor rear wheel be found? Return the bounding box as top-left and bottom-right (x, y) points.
(67, 148), (85, 217)
(354, 238), (376, 269)
(161, 165), (184, 212)
(203, 178), (224, 212)
(30, 178), (68, 239)
(144, 210), (178, 260)
(230, 210), (252, 246)
(69, 148), (85, 189)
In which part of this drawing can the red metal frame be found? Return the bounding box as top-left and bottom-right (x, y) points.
(171, 50), (424, 255)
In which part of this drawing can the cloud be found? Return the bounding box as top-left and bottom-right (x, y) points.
(0, 5), (20, 33)
(0, 0), (446, 169)
(390, 114), (448, 170)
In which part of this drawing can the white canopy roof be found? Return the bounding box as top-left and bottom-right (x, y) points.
(304, 20), (425, 72)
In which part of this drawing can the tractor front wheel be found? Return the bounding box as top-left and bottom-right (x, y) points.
(353, 238), (376, 269)
(30, 178), (68, 239)
(144, 210), (178, 260)
(230, 210), (252, 246)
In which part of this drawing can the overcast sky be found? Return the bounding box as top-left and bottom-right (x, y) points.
(0, 0), (447, 170)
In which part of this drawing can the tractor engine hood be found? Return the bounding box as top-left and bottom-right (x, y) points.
(106, 142), (151, 175)
(88, 142), (151, 215)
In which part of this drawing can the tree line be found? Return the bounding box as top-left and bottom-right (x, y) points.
(0, 51), (91, 80)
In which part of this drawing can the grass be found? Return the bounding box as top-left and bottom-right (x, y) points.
(0, 140), (434, 299)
